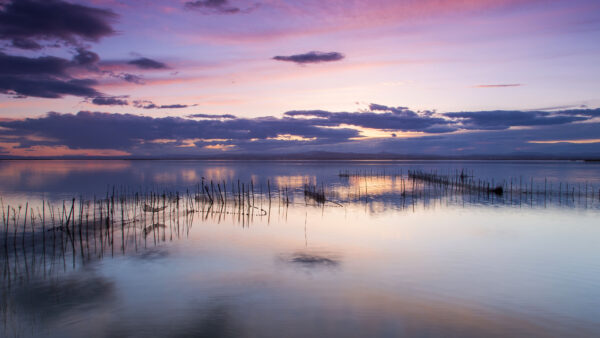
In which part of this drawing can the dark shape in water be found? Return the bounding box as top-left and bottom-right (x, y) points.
(289, 252), (340, 267)
(304, 184), (326, 203)
(491, 186), (504, 196)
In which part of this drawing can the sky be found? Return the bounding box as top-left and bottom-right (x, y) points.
(0, 0), (599, 158)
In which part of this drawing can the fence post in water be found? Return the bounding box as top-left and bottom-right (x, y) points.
(22, 203), (28, 249)
(41, 203), (46, 259)
(237, 180), (241, 206)
(217, 183), (223, 204)
(247, 184), (251, 208)
(530, 177), (533, 197)
(4, 206), (9, 252)
(251, 180), (255, 207)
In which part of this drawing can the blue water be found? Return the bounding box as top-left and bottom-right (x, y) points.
(1, 160), (599, 337)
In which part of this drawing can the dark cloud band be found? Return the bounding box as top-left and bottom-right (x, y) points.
(188, 113), (237, 119)
(0, 1), (122, 98)
(133, 100), (193, 109)
(185, 0), (260, 14)
(1, 106), (599, 157)
(444, 110), (598, 130)
(91, 96), (129, 106)
(273, 51), (344, 64)
(0, 51), (101, 98)
(128, 57), (168, 70)
(0, 0), (116, 49)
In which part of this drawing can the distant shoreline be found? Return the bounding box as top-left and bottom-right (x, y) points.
(1, 154), (599, 162)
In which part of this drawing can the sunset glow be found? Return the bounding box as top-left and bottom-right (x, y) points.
(0, 0), (598, 158)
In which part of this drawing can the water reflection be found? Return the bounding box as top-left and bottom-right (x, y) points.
(12, 273), (115, 321)
(2, 170), (599, 282)
(2, 159), (598, 197)
(1, 160), (600, 337)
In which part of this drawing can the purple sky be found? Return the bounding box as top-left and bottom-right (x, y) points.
(0, 0), (599, 157)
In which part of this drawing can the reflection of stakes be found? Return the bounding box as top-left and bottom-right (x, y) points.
(334, 169), (598, 209)
(268, 180), (272, 204)
(143, 223), (166, 237)
(1, 175), (597, 285)
(304, 184), (344, 207)
(408, 170), (504, 196)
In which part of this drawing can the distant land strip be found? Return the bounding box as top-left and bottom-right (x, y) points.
(1, 152), (599, 161)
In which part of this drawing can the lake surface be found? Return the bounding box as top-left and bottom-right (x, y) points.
(1, 160), (600, 337)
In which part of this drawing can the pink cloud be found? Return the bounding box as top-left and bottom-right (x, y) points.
(177, 0), (547, 43)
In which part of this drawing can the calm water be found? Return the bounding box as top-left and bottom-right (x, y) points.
(1, 160), (600, 337)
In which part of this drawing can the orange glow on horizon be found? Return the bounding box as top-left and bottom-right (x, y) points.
(267, 134), (317, 141)
(204, 144), (236, 150)
(0, 143), (130, 157)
